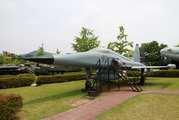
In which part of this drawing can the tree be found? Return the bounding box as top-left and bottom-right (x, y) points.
(147, 53), (159, 63)
(0, 51), (19, 65)
(0, 55), (4, 65)
(175, 45), (179, 47)
(123, 50), (134, 57)
(56, 49), (61, 54)
(71, 27), (100, 52)
(141, 41), (167, 66)
(107, 26), (133, 55)
(35, 46), (46, 56)
(18, 55), (27, 64)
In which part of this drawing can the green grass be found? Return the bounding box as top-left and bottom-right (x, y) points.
(1, 77), (179, 120)
(94, 77), (179, 120)
(141, 77), (179, 90)
(94, 93), (179, 120)
(0, 80), (86, 120)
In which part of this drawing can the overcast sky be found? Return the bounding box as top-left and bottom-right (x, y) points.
(0, 0), (179, 55)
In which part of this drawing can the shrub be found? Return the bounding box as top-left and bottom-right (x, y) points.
(149, 70), (179, 77)
(0, 74), (36, 89)
(36, 73), (86, 85)
(36, 75), (68, 85)
(0, 94), (23, 120)
(63, 72), (86, 81)
(126, 70), (179, 77)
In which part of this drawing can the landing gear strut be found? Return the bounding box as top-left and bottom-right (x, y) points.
(138, 68), (146, 85)
(82, 68), (92, 92)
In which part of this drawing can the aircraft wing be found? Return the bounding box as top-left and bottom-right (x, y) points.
(131, 64), (176, 69)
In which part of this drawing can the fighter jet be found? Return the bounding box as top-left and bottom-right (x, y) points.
(160, 47), (179, 69)
(4, 44), (176, 84)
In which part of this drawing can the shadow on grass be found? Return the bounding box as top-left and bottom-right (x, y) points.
(141, 82), (172, 89)
(12, 115), (21, 120)
(24, 82), (127, 105)
(24, 89), (84, 105)
(161, 83), (172, 89)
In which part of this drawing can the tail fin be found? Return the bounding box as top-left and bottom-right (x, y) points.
(132, 44), (140, 62)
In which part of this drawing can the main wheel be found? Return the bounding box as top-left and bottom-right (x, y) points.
(12, 72), (17, 75)
(3, 73), (9, 75)
(48, 71), (53, 75)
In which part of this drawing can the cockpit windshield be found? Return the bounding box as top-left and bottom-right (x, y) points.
(167, 48), (172, 51)
(89, 47), (116, 54)
(89, 47), (131, 61)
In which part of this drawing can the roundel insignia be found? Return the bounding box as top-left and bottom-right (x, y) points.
(122, 60), (125, 65)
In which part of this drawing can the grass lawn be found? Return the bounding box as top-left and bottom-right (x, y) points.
(0, 80), (87, 120)
(141, 77), (179, 90)
(94, 93), (179, 120)
(0, 77), (179, 120)
(94, 77), (179, 120)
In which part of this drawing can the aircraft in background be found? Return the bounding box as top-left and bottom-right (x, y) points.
(4, 44), (176, 90)
(160, 47), (179, 69)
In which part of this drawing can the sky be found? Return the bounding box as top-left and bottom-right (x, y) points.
(0, 0), (179, 55)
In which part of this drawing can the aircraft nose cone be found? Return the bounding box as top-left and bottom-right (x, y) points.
(23, 55), (54, 64)
(160, 49), (167, 56)
(160, 49), (164, 53)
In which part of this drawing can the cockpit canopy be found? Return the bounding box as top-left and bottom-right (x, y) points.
(167, 48), (172, 51)
(89, 47), (132, 61)
(89, 47), (116, 54)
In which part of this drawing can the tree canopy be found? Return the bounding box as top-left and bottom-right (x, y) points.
(0, 51), (19, 65)
(56, 49), (61, 54)
(35, 46), (46, 56)
(107, 26), (133, 56)
(71, 27), (100, 52)
(141, 41), (167, 66)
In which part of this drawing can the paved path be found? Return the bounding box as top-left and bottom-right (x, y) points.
(41, 89), (179, 120)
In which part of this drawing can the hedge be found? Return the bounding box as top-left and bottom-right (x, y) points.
(36, 73), (86, 85)
(0, 74), (36, 89)
(0, 74), (35, 78)
(0, 94), (23, 120)
(126, 70), (179, 77)
(147, 70), (179, 77)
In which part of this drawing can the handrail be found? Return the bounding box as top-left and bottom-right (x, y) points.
(112, 58), (139, 83)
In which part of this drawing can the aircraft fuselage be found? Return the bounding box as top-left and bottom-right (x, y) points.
(160, 47), (179, 62)
(52, 50), (145, 69)
(160, 47), (179, 68)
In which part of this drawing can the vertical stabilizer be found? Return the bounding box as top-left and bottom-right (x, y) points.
(132, 44), (140, 62)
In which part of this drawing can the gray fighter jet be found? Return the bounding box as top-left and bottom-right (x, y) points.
(160, 47), (179, 68)
(4, 44), (176, 85)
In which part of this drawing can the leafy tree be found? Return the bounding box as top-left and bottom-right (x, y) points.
(35, 46), (46, 56)
(141, 41), (167, 66)
(123, 50), (134, 57)
(0, 55), (4, 65)
(147, 53), (159, 63)
(71, 27), (100, 52)
(17, 55), (27, 64)
(107, 26), (133, 55)
(175, 45), (179, 47)
(0, 51), (19, 65)
(56, 49), (61, 54)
